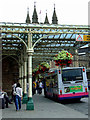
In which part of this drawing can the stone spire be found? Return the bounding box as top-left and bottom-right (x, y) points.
(32, 2), (38, 23)
(44, 10), (49, 24)
(52, 4), (58, 24)
(26, 7), (31, 24)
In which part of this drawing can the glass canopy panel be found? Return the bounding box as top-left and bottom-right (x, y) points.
(60, 34), (65, 38)
(48, 35), (54, 38)
(54, 35), (60, 38)
(71, 34), (76, 39)
(66, 34), (72, 39)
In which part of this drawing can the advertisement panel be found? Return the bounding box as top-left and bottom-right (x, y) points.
(64, 85), (83, 93)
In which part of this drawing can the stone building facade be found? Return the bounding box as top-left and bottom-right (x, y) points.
(2, 56), (19, 94)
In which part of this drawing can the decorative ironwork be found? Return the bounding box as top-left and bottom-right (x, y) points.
(0, 22), (89, 65)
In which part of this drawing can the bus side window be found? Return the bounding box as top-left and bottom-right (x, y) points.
(53, 75), (58, 88)
(50, 82), (53, 88)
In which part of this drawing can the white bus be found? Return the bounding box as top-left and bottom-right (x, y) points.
(44, 67), (89, 101)
(86, 68), (90, 89)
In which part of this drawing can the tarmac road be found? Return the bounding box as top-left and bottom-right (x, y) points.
(62, 98), (88, 115)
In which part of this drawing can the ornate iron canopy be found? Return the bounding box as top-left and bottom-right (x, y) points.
(0, 22), (89, 65)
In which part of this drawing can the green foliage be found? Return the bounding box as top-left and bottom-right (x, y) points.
(40, 62), (50, 68)
(33, 65), (39, 72)
(53, 49), (73, 61)
(33, 62), (50, 73)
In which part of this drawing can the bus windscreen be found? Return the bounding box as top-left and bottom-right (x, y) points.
(62, 68), (83, 82)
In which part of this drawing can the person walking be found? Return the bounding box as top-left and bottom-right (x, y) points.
(15, 83), (22, 111)
(39, 81), (43, 94)
(32, 81), (36, 95)
(12, 82), (17, 102)
(36, 80), (39, 94)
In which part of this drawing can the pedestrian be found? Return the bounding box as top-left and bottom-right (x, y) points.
(0, 87), (12, 108)
(4, 92), (13, 108)
(0, 87), (5, 109)
(12, 82), (17, 102)
(32, 81), (36, 95)
(14, 83), (22, 111)
(36, 80), (39, 94)
(39, 81), (43, 94)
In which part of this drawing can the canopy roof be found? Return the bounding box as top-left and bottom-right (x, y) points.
(0, 22), (89, 66)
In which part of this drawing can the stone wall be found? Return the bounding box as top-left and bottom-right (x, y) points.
(2, 56), (19, 94)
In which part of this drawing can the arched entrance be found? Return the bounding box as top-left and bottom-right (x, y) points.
(2, 56), (19, 94)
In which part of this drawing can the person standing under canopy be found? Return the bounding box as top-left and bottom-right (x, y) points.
(14, 83), (22, 111)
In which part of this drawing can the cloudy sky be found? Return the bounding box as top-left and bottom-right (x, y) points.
(0, 0), (89, 25)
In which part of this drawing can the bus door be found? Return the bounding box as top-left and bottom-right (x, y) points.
(45, 76), (54, 97)
(52, 73), (58, 95)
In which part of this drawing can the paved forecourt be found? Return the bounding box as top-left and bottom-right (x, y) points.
(2, 91), (88, 118)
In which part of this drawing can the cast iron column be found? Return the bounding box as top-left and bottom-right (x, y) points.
(19, 64), (21, 85)
(22, 56), (28, 104)
(26, 33), (34, 110)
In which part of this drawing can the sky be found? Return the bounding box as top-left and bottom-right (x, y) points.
(0, 0), (89, 25)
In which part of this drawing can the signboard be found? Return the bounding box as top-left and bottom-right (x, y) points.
(76, 35), (90, 41)
(76, 35), (83, 41)
(70, 85), (83, 92)
(83, 35), (90, 41)
(64, 85), (83, 93)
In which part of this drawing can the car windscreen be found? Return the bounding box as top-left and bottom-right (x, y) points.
(62, 68), (83, 81)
